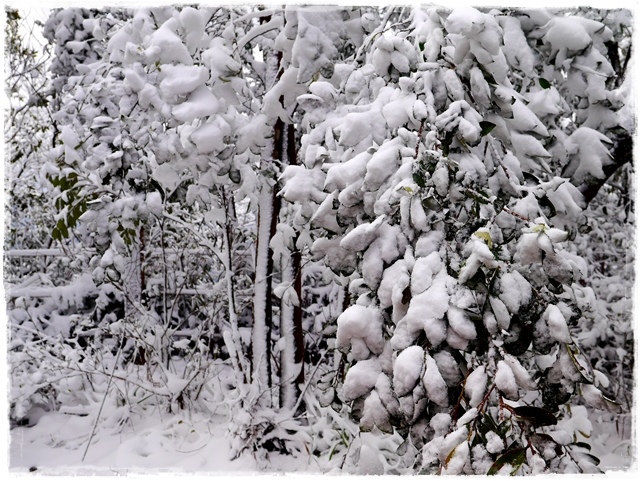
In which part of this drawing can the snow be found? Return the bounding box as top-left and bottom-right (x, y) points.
(502, 353), (537, 391)
(172, 85), (219, 122)
(401, 275), (450, 347)
(545, 304), (572, 343)
(423, 353), (449, 406)
(159, 65), (209, 98)
(324, 149), (372, 192)
(411, 253), (440, 295)
(435, 100), (482, 143)
(500, 16), (535, 77)
(179, 7), (207, 52)
(565, 127), (613, 182)
(393, 346), (424, 397)
(342, 358), (381, 401)
(495, 360), (518, 400)
(291, 11), (341, 83)
(9, 409), (313, 474)
(339, 216), (385, 252)
(442, 440), (469, 475)
(465, 366), (487, 407)
(499, 270), (532, 314)
(544, 16), (598, 53)
(147, 23), (193, 65)
(337, 110), (374, 147)
(510, 99), (549, 136)
(488, 296), (510, 331)
(447, 306), (477, 341)
(378, 259), (409, 310)
(364, 140), (402, 191)
(356, 444), (385, 475)
(485, 430), (505, 454)
(146, 191), (163, 217)
(336, 305), (384, 360)
(10, 5), (635, 477)
(190, 118), (230, 154)
(433, 350), (462, 388)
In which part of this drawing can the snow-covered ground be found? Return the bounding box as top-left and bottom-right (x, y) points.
(9, 408), (318, 475)
(9, 407), (635, 475)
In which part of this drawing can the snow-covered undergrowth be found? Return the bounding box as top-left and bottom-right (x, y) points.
(9, 404), (634, 474)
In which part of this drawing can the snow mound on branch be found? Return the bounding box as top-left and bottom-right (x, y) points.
(291, 10), (341, 83)
(565, 127), (613, 182)
(190, 117), (230, 154)
(423, 353), (448, 406)
(342, 358), (381, 401)
(495, 360), (518, 399)
(159, 65), (208, 97)
(147, 23), (193, 65)
(336, 305), (384, 360)
(465, 366), (487, 407)
(544, 304), (572, 343)
(393, 346), (424, 396)
(499, 270), (532, 314)
(544, 16), (611, 53)
(172, 86), (219, 122)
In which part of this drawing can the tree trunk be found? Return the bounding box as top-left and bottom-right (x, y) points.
(223, 189), (248, 384)
(288, 124), (305, 388)
(278, 122), (305, 410)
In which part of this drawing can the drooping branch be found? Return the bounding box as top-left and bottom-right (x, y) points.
(579, 132), (633, 205)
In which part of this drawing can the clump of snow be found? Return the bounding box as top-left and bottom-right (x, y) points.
(393, 346), (424, 396)
(342, 358), (381, 401)
(423, 353), (448, 406)
(442, 440), (469, 475)
(502, 353), (537, 391)
(465, 366), (487, 407)
(495, 360), (518, 400)
(147, 23), (193, 65)
(190, 117), (230, 154)
(447, 306), (477, 341)
(159, 65), (208, 97)
(400, 277), (450, 348)
(336, 305), (384, 360)
(433, 350), (462, 387)
(489, 296), (511, 331)
(545, 304), (572, 343)
(340, 216), (385, 252)
(499, 270), (532, 313)
(431, 412), (452, 437)
(172, 86), (219, 122)
(456, 407), (478, 427)
(411, 252), (440, 295)
(486, 430), (505, 454)
(565, 127), (613, 182)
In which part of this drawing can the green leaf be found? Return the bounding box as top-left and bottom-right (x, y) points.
(530, 433), (563, 457)
(52, 219), (68, 241)
(566, 344), (594, 384)
(412, 173), (426, 188)
(229, 166), (242, 184)
(538, 194), (557, 218)
(539, 77), (551, 89)
(488, 448), (526, 475)
(513, 406), (558, 428)
(573, 450), (601, 467)
(479, 121), (496, 137)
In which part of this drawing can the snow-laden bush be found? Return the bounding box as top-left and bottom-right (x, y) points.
(283, 6), (631, 474)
